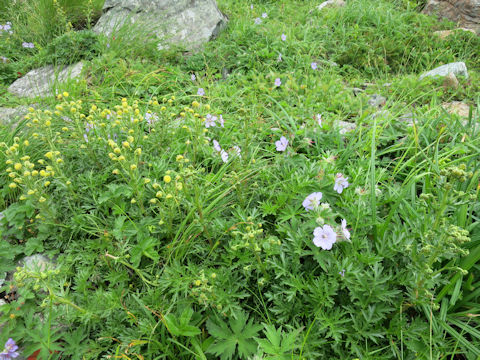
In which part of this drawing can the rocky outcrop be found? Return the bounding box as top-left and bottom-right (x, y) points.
(94, 0), (228, 50)
(419, 62), (468, 80)
(423, 0), (480, 34)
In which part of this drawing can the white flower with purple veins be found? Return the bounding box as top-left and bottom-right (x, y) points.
(218, 114), (224, 128)
(250, 4), (253, 9)
(233, 145), (241, 158)
(197, 88), (205, 96)
(281, 33), (286, 41)
(1, 56), (7, 63)
(220, 149), (229, 163)
(145, 112), (158, 125)
(275, 136), (288, 152)
(191, 74), (196, 81)
(316, 114), (322, 127)
(262, 12), (268, 18)
(302, 192), (323, 211)
(311, 62), (318, 70)
(205, 114), (217, 128)
(277, 53), (282, 62)
(212, 139), (221, 152)
(22, 42), (34, 48)
(334, 173), (349, 194)
(254, 17), (262, 25)
(341, 219), (351, 240)
(313, 224), (337, 250)
(274, 78), (281, 87)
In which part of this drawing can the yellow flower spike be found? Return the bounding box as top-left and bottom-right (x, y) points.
(9, 183), (17, 189)
(156, 191), (163, 198)
(62, 127), (68, 132)
(27, 189), (35, 195)
(32, 170), (38, 176)
(118, 155), (125, 161)
(23, 171), (31, 177)
(32, 118), (39, 124)
(180, 112), (186, 117)
(108, 153), (115, 159)
(167, 99), (173, 104)
(192, 101), (199, 108)
(122, 141), (130, 148)
(160, 106), (166, 111)
(62, 91), (69, 98)
(152, 183), (160, 189)
(44, 181), (51, 187)
(54, 151), (60, 156)
(163, 175), (172, 183)
(19, 195), (27, 201)
(144, 178), (151, 184)
(57, 94), (63, 100)
(149, 198), (157, 204)
(127, 136), (134, 143)
(55, 105), (63, 111)
(40, 170), (47, 177)
(66, 181), (71, 185)
(14, 163), (22, 171)
(13, 178), (22, 183)
(8, 173), (16, 178)
(134, 148), (142, 156)
(5, 160), (12, 165)
(6, 167), (12, 172)
(114, 148), (121, 154)
(38, 159), (45, 165)
(194, 113), (200, 117)
(28, 107), (35, 113)
(45, 152), (53, 159)
(70, 107), (76, 113)
(166, 194), (173, 199)
(130, 164), (137, 170)
(128, 129), (134, 135)
(117, 110), (123, 116)
(121, 98), (127, 103)
(39, 197), (46, 203)
(46, 166), (53, 171)
(182, 125), (188, 129)
(176, 183), (183, 191)
(194, 280), (201, 286)
(205, 104), (210, 110)
(176, 155), (184, 162)
(131, 198), (136, 204)
(45, 120), (51, 127)
(44, 110), (52, 115)
(134, 109), (140, 115)
(91, 104), (97, 111)
(112, 169), (120, 175)
(33, 133), (39, 138)
(21, 156), (30, 161)
(56, 158), (63, 164)
(171, 96), (175, 100)
(153, 100), (159, 106)
(50, 171), (55, 176)
(23, 140), (30, 146)
(80, 114), (86, 119)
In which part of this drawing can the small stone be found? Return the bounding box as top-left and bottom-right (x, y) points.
(368, 94), (387, 108)
(442, 101), (473, 118)
(352, 88), (364, 96)
(398, 112), (415, 127)
(317, 0), (346, 10)
(433, 28), (477, 39)
(419, 62), (468, 80)
(0, 105), (30, 127)
(21, 254), (56, 272)
(443, 72), (459, 89)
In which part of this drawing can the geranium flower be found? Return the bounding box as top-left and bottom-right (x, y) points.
(205, 114), (217, 128)
(313, 225), (337, 250)
(220, 149), (229, 163)
(311, 62), (318, 70)
(275, 136), (288, 151)
(212, 139), (221, 152)
(233, 145), (241, 158)
(262, 12), (268, 18)
(197, 88), (205, 96)
(0, 338), (20, 359)
(341, 219), (350, 240)
(277, 53), (282, 62)
(316, 114), (322, 127)
(302, 192), (323, 211)
(281, 34), (286, 41)
(334, 173), (349, 194)
(274, 78), (281, 87)
(191, 74), (196, 81)
(254, 18), (262, 25)
(219, 115), (224, 128)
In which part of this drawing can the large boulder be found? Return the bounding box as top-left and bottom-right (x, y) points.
(7, 62), (83, 98)
(423, 0), (480, 34)
(94, 0), (228, 50)
(0, 106), (30, 127)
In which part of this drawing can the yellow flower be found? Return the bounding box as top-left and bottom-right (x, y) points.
(134, 148), (142, 156)
(149, 198), (157, 204)
(45, 120), (51, 126)
(32, 170), (38, 176)
(144, 178), (151, 184)
(160, 106), (166, 111)
(130, 164), (137, 170)
(23, 171), (31, 177)
(118, 155), (125, 161)
(14, 163), (22, 171)
(63, 91), (69, 98)
(40, 170), (47, 177)
(45, 152), (53, 159)
(91, 104), (97, 111)
(114, 147), (121, 154)
(23, 140), (30, 146)
(66, 181), (71, 185)
(56, 158), (63, 164)
(163, 175), (172, 183)
(112, 169), (120, 175)
(70, 107), (76, 113)
(27, 189), (35, 195)
(176, 155), (184, 162)
(156, 191), (163, 198)
(5, 159), (12, 165)
(9, 183), (17, 189)
(205, 104), (210, 110)
(44, 181), (51, 187)
(39, 197), (46, 203)
(127, 136), (134, 143)
(131, 198), (136, 204)
(192, 101), (199, 108)
(19, 195), (27, 200)
(166, 194), (173, 199)
(122, 141), (130, 148)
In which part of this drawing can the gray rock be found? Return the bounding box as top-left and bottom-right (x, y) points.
(21, 254), (56, 273)
(8, 62), (84, 98)
(0, 105), (30, 127)
(423, 0), (480, 35)
(94, 0), (228, 50)
(443, 72), (459, 89)
(317, 0), (346, 10)
(352, 87), (364, 96)
(398, 112), (415, 127)
(433, 28), (477, 39)
(335, 120), (357, 134)
(419, 62), (468, 80)
(368, 94), (387, 108)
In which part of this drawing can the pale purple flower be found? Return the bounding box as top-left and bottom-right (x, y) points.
(233, 145), (241, 158)
(334, 173), (349, 194)
(250, 4), (253, 10)
(205, 114), (217, 128)
(281, 34), (287, 41)
(85, 123), (94, 133)
(254, 18), (262, 25)
(313, 224), (337, 250)
(311, 62), (318, 70)
(212, 139), (221, 152)
(274, 78), (281, 87)
(197, 88), (205, 96)
(339, 269), (345, 277)
(83, 133), (89, 142)
(220, 149), (229, 163)
(0, 338), (20, 359)
(262, 12), (268, 18)
(145, 112), (158, 125)
(191, 74), (196, 81)
(302, 192), (323, 211)
(106, 43), (110, 48)
(22, 42), (34, 48)
(277, 53), (282, 62)
(316, 114), (322, 127)
(275, 136), (288, 152)
(341, 219), (350, 240)
(219, 115), (224, 128)
(1, 56), (7, 63)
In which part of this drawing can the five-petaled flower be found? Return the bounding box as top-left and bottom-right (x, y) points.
(205, 114), (217, 128)
(197, 88), (205, 96)
(277, 53), (282, 62)
(316, 114), (322, 127)
(275, 136), (288, 152)
(334, 173), (349, 194)
(311, 62), (318, 70)
(313, 225), (337, 250)
(274, 78), (281, 87)
(254, 18), (262, 25)
(281, 33), (286, 41)
(1, 338), (20, 359)
(191, 74), (196, 81)
(220, 149), (229, 163)
(341, 219), (350, 240)
(218, 115), (224, 128)
(302, 192), (323, 211)
(212, 139), (221, 152)
(262, 12), (268, 18)
(233, 145), (241, 158)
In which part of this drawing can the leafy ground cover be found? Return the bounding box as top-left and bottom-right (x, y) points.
(1, 0), (480, 359)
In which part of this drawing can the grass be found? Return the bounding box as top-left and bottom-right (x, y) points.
(0, 0), (479, 359)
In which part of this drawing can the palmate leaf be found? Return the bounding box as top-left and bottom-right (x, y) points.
(206, 311), (262, 360)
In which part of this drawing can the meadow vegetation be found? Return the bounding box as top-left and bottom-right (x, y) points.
(0, 0), (479, 359)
